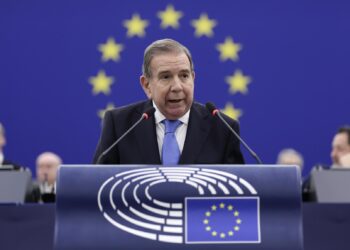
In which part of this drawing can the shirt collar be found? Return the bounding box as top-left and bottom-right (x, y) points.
(152, 101), (190, 125)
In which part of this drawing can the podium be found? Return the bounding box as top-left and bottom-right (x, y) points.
(54, 165), (303, 250)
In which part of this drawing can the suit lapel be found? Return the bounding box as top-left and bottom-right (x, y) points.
(134, 100), (161, 164)
(179, 104), (211, 164)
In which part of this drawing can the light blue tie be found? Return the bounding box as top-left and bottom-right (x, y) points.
(162, 119), (182, 165)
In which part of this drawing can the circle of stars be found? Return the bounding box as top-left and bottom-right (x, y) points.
(89, 4), (253, 121)
(203, 202), (242, 239)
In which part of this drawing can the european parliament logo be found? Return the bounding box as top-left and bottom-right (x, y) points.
(97, 167), (261, 244)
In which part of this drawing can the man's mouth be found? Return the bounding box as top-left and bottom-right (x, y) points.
(168, 99), (182, 103)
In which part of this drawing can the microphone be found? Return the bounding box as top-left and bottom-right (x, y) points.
(96, 107), (156, 164)
(206, 102), (262, 164)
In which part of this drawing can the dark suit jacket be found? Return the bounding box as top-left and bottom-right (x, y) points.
(93, 100), (244, 165)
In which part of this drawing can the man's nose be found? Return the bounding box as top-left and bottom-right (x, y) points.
(170, 77), (183, 91)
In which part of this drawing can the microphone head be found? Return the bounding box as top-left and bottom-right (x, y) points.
(142, 107), (156, 120)
(205, 102), (219, 116)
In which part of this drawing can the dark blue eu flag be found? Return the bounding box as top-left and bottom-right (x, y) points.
(185, 197), (260, 243)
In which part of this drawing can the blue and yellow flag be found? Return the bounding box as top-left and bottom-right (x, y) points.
(186, 197), (260, 243)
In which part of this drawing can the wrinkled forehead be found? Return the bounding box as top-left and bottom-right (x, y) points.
(150, 52), (191, 73)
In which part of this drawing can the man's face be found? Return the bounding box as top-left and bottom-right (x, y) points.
(331, 132), (350, 165)
(36, 157), (59, 185)
(140, 52), (194, 120)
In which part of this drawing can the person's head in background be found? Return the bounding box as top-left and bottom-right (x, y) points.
(331, 126), (350, 168)
(0, 123), (6, 153)
(276, 148), (304, 170)
(36, 152), (62, 186)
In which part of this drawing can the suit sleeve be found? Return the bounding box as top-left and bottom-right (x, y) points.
(93, 110), (119, 164)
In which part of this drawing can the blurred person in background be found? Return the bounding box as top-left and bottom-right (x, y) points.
(276, 148), (304, 171)
(303, 126), (350, 201)
(330, 126), (350, 168)
(276, 148), (307, 199)
(0, 122), (22, 170)
(35, 152), (62, 202)
(0, 122), (39, 202)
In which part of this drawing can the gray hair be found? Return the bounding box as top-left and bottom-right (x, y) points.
(142, 38), (194, 78)
(277, 148), (304, 168)
(36, 152), (63, 166)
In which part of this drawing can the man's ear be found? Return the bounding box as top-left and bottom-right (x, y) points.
(140, 75), (152, 99)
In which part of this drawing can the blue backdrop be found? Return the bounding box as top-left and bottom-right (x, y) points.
(1, 0), (349, 176)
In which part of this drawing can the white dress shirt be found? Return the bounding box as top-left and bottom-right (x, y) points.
(153, 102), (190, 158)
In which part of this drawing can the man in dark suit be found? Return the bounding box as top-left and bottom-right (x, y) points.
(93, 39), (244, 165)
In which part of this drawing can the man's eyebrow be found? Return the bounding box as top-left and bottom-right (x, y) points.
(179, 69), (191, 74)
(157, 69), (191, 76)
(158, 70), (171, 76)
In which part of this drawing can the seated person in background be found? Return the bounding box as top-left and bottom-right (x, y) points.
(0, 122), (22, 170)
(0, 122), (39, 202)
(303, 125), (350, 201)
(35, 152), (62, 202)
(276, 148), (306, 199)
(276, 148), (304, 171)
(330, 126), (350, 168)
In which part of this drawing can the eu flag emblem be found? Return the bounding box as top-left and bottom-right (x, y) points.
(185, 197), (260, 244)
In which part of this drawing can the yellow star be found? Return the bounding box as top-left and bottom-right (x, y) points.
(98, 38), (124, 62)
(227, 205), (233, 211)
(220, 233), (226, 238)
(236, 219), (242, 224)
(221, 103), (242, 121)
(205, 211), (211, 217)
(205, 226), (211, 231)
(216, 37), (242, 61)
(203, 219), (209, 224)
(226, 70), (252, 94)
(89, 70), (114, 95)
(98, 103), (115, 119)
(228, 231), (234, 236)
(212, 231), (217, 236)
(211, 205), (217, 211)
(234, 226), (240, 231)
(219, 203), (225, 209)
(123, 14), (149, 37)
(191, 13), (217, 37)
(157, 5), (183, 29)
(234, 211), (239, 217)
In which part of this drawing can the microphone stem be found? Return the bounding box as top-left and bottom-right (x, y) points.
(217, 112), (262, 164)
(96, 114), (146, 164)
